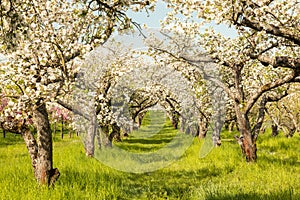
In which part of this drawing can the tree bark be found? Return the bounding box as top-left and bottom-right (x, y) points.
(109, 123), (121, 143)
(234, 129), (257, 162)
(53, 122), (56, 138)
(100, 125), (111, 147)
(21, 128), (38, 175)
(170, 111), (180, 129)
(243, 131), (257, 162)
(33, 102), (60, 186)
(0, 103), (59, 186)
(235, 95), (268, 162)
(229, 122), (235, 132)
(136, 111), (146, 127)
(69, 126), (72, 138)
(271, 124), (279, 137)
(234, 105), (257, 162)
(198, 119), (208, 139)
(84, 113), (97, 157)
(96, 128), (102, 149)
(61, 118), (64, 139)
(180, 116), (186, 133)
(284, 125), (295, 138)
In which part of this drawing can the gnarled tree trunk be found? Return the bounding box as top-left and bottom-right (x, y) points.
(234, 130), (257, 162)
(234, 114), (258, 162)
(234, 108), (257, 162)
(21, 128), (38, 176)
(1, 107), (59, 186)
(234, 96), (267, 162)
(33, 102), (60, 186)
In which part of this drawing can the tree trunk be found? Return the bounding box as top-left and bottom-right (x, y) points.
(100, 125), (111, 147)
(53, 122), (56, 139)
(0, 111), (59, 186)
(96, 127), (101, 149)
(198, 119), (208, 139)
(61, 118), (64, 139)
(235, 95), (268, 162)
(212, 115), (222, 147)
(234, 129), (257, 162)
(271, 124), (279, 137)
(84, 114), (97, 157)
(109, 123), (121, 143)
(260, 126), (266, 134)
(285, 125), (295, 138)
(229, 121), (235, 132)
(136, 111), (145, 127)
(171, 112), (179, 129)
(21, 128), (38, 174)
(234, 106), (258, 162)
(33, 102), (60, 186)
(180, 116), (186, 133)
(224, 121), (229, 130)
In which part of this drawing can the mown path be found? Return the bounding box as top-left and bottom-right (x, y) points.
(95, 110), (193, 173)
(116, 110), (180, 152)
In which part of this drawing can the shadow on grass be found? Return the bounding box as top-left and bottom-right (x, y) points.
(117, 138), (174, 152)
(60, 161), (223, 199)
(121, 168), (298, 199)
(204, 190), (298, 200)
(119, 168), (222, 199)
(258, 154), (300, 167)
(61, 168), (300, 200)
(57, 167), (125, 199)
(117, 121), (182, 152)
(132, 126), (176, 137)
(123, 137), (173, 145)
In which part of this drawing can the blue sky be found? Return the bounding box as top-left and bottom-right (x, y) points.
(126, 1), (237, 38)
(127, 1), (170, 28)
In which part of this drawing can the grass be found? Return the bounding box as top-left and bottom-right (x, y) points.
(0, 111), (299, 199)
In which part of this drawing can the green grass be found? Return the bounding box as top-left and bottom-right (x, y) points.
(0, 111), (299, 199)
(115, 111), (182, 153)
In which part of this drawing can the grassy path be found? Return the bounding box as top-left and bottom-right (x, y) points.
(95, 111), (193, 173)
(0, 111), (300, 199)
(116, 110), (176, 152)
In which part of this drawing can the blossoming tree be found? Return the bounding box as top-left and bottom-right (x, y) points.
(0, 0), (156, 185)
(158, 0), (300, 161)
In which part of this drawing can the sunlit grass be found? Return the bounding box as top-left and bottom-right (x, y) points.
(0, 111), (299, 199)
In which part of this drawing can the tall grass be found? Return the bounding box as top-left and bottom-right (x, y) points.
(0, 111), (299, 199)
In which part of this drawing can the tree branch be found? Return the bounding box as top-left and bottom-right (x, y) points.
(252, 95), (267, 141)
(250, 53), (300, 70)
(56, 99), (90, 121)
(245, 71), (296, 115)
(238, 16), (300, 45)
